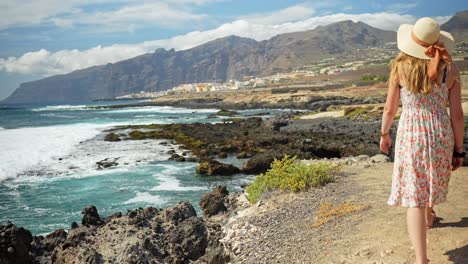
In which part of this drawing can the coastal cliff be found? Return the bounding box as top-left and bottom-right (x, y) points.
(3, 9), (468, 105)
(1, 20), (395, 104)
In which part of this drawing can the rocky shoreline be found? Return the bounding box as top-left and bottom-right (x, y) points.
(87, 94), (387, 112)
(0, 154), (389, 264)
(1, 107), (395, 263)
(0, 196), (232, 263)
(1, 105), (466, 263)
(103, 111), (397, 175)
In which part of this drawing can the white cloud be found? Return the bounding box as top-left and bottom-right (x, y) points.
(0, 0), (215, 31)
(51, 2), (208, 30)
(0, 11), (454, 76)
(240, 4), (315, 25)
(0, 45), (147, 76)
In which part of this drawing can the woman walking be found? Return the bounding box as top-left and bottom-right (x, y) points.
(380, 17), (465, 264)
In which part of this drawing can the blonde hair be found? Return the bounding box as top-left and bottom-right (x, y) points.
(389, 52), (449, 94)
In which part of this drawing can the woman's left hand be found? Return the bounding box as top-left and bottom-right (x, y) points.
(380, 135), (392, 155)
(452, 157), (463, 171)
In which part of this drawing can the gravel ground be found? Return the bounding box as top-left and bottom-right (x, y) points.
(219, 156), (468, 264)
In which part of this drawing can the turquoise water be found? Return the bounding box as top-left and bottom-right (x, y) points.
(0, 100), (291, 234)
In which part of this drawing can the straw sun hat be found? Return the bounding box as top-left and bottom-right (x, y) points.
(397, 17), (454, 80)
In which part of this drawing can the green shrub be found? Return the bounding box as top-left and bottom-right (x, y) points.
(344, 107), (368, 118)
(245, 155), (340, 203)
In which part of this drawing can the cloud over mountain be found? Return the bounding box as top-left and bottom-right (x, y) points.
(0, 11), (450, 76)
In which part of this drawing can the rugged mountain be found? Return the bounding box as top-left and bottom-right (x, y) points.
(2, 20), (397, 104)
(441, 10), (468, 43)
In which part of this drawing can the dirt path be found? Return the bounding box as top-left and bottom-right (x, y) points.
(221, 159), (468, 264)
(331, 162), (468, 264)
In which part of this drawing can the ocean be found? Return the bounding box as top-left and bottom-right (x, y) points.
(0, 100), (291, 235)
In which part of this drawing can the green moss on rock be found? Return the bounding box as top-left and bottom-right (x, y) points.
(104, 132), (121, 142)
(128, 130), (146, 140)
(218, 109), (239, 116)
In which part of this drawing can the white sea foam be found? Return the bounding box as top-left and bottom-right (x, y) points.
(31, 104), (90, 112)
(32, 104), (219, 116)
(0, 107), (207, 183)
(36, 223), (69, 236)
(0, 114), (190, 183)
(0, 126), (4, 130)
(151, 163), (206, 191)
(4, 139), (172, 185)
(33, 208), (51, 214)
(5, 189), (21, 198)
(40, 113), (75, 118)
(134, 114), (160, 118)
(102, 105), (218, 114)
(124, 192), (166, 205)
(152, 174), (206, 191)
(0, 123), (106, 182)
(8, 166), (133, 185)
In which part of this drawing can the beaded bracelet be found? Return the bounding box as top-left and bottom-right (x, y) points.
(380, 131), (389, 137)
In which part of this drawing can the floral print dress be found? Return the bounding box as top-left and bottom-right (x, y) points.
(387, 68), (454, 207)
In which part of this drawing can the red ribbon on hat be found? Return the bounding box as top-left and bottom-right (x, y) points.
(410, 31), (452, 81)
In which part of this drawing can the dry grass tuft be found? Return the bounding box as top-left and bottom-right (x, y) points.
(311, 201), (369, 228)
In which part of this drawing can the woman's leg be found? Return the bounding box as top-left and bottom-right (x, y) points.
(407, 207), (429, 264)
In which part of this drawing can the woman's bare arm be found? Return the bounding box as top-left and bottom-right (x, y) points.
(447, 64), (464, 152)
(380, 73), (400, 154)
(381, 75), (400, 134)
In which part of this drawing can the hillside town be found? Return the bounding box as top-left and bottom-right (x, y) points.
(115, 41), (468, 101)
(116, 45), (399, 100)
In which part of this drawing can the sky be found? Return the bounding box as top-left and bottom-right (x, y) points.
(0, 0), (466, 100)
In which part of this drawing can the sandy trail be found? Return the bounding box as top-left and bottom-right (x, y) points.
(225, 161), (468, 264)
(335, 162), (468, 264)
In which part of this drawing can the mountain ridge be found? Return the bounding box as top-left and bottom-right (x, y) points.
(2, 12), (467, 104)
(441, 10), (468, 43)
